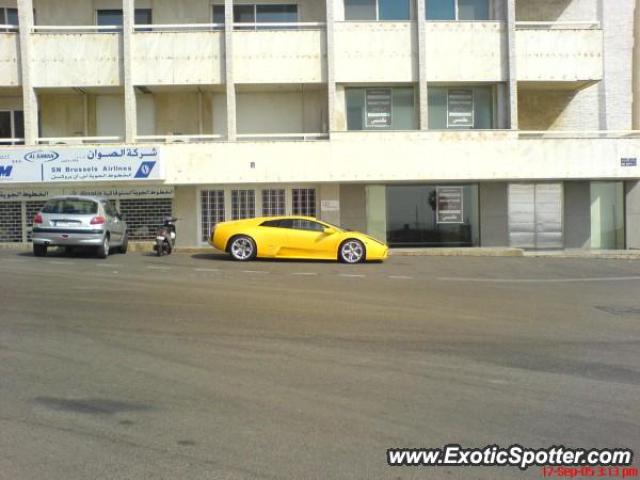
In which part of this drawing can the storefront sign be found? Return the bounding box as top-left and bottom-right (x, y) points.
(436, 186), (464, 224)
(0, 186), (174, 202)
(366, 88), (392, 128)
(0, 147), (162, 184)
(621, 157), (637, 167)
(447, 89), (474, 128)
(321, 200), (340, 212)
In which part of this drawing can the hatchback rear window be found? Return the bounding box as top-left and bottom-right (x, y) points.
(42, 199), (98, 215)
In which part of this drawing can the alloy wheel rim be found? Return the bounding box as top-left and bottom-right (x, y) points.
(104, 237), (109, 252)
(342, 241), (363, 263)
(232, 238), (253, 260)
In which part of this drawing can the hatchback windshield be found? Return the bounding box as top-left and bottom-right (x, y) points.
(42, 199), (98, 215)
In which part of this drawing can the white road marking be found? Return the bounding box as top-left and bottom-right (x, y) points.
(339, 273), (366, 278)
(47, 261), (74, 265)
(195, 268), (222, 273)
(291, 272), (318, 276)
(389, 275), (413, 280)
(97, 263), (121, 268)
(437, 276), (640, 284)
(147, 266), (172, 270)
(242, 270), (269, 274)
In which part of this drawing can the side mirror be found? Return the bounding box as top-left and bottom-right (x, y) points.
(323, 227), (337, 235)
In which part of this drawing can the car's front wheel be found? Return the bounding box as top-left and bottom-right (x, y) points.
(119, 232), (128, 254)
(339, 239), (366, 264)
(229, 235), (256, 261)
(33, 244), (47, 257)
(96, 235), (110, 259)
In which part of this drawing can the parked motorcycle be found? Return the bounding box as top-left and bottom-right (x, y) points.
(153, 216), (178, 256)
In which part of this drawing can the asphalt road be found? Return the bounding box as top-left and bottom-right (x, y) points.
(1, 248), (639, 479)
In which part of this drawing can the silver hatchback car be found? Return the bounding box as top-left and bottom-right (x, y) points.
(32, 196), (128, 259)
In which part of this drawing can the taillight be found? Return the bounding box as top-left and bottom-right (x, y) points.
(90, 216), (106, 225)
(33, 213), (43, 225)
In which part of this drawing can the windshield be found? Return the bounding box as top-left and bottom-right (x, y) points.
(42, 199), (98, 215)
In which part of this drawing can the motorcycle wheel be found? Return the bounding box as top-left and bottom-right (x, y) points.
(156, 238), (164, 256)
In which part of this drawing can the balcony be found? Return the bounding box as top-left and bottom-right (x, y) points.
(334, 22), (416, 83)
(132, 25), (224, 86)
(233, 24), (326, 84)
(0, 27), (20, 86)
(515, 21), (603, 85)
(425, 22), (507, 82)
(30, 26), (123, 88)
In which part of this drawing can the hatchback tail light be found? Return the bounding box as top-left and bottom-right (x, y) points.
(33, 213), (43, 225)
(90, 216), (106, 225)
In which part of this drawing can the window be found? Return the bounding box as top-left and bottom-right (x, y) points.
(96, 9), (152, 26)
(0, 7), (18, 29)
(345, 0), (411, 20)
(201, 190), (225, 242)
(0, 110), (24, 143)
(260, 219), (283, 228)
(262, 189), (285, 217)
(292, 189), (316, 217)
(346, 87), (416, 131)
(212, 4), (298, 27)
(42, 199), (98, 215)
(428, 86), (495, 129)
(426, 0), (490, 20)
(231, 190), (256, 220)
(277, 219), (325, 231)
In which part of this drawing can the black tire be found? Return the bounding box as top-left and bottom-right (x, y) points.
(33, 244), (47, 257)
(228, 235), (257, 261)
(156, 238), (164, 257)
(338, 239), (366, 264)
(96, 235), (110, 259)
(119, 232), (128, 254)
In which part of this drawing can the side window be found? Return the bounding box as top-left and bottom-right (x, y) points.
(103, 201), (116, 217)
(291, 219), (325, 232)
(260, 219), (282, 228)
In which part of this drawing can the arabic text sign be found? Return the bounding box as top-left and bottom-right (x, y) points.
(0, 186), (175, 202)
(366, 88), (392, 128)
(436, 187), (464, 224)
(0, 147), (162, 184)
(447, 89), (474, 128)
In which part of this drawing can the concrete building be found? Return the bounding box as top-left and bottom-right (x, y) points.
(0, 0), (639, 249)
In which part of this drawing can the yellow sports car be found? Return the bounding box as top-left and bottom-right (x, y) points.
(209, 216), (388, 263)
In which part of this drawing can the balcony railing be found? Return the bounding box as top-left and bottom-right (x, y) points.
(232, 22), (325, 31)
(236, 133), (329, 141)
(0, 138), (25, 145)
(515, 21), (601, 30)
(136, 134), (224, 143)
(0, 24), (18, 32)
(31, 25), (122, 33)
(134, 23), (223, 32)
(37, 136), (124, 145)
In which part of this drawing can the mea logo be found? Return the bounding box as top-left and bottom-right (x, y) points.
(134, 161), (156, 179)
(0, 165), (13, 177)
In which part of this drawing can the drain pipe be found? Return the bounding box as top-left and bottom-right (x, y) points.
(634, 0), (640, 129)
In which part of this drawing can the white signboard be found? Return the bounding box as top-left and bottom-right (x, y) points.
(0, 147), (162, 184)
(321, 200), (340, 212)
(366, 88), (392, 128)
(447, 89), (474, 128)
(436, 186), (464, 224)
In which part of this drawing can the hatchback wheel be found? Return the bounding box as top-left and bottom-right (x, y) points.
(33, 244), (47, 257)
(229, 235), (256, 261)
(339, 239), (365, 264)
(97, 235), (110, 259)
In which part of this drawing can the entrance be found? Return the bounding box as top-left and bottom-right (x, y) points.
(508, 183), (563, 249)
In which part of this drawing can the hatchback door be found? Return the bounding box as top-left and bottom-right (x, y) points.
(280, 219), (339, 259)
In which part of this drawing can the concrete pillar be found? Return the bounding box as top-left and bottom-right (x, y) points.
(633, 0), (640, 129)
(479, 183), (509, 247)
(416, 0), (428, 130)
(505, 0), (518, 129)
(339, 184), (366, 232)
(625, 181), (640, 249)
(122, 0), (137, 143)
(563, 182), (591, 249)
(319, 183), (340, 225)
(224, 0), (237, 140)
(173, 186), (199, 247)
(326, 0), (337, 133)
(17, 0), (37, 145)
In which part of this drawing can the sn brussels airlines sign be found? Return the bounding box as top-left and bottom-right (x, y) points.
(0, 147), (163, 184)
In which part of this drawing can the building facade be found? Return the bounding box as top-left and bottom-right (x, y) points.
(0, 0), (639, 249)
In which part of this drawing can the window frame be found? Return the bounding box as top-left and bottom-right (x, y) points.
(427, 84), (498, 130)
(95, 8), (153, 27)
(211, 3), (299, 27)
(425, 0), (492, 21)
(345, 86), (417, 131)
(344, 0), (413, 21)
(0, 109), (24, 144)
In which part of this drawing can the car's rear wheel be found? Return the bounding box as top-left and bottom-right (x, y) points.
(339, 239), (365, 264)
(229, 235), (256, 261)
(33, 244), (47, 257)
(96, 235), (110, 259)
